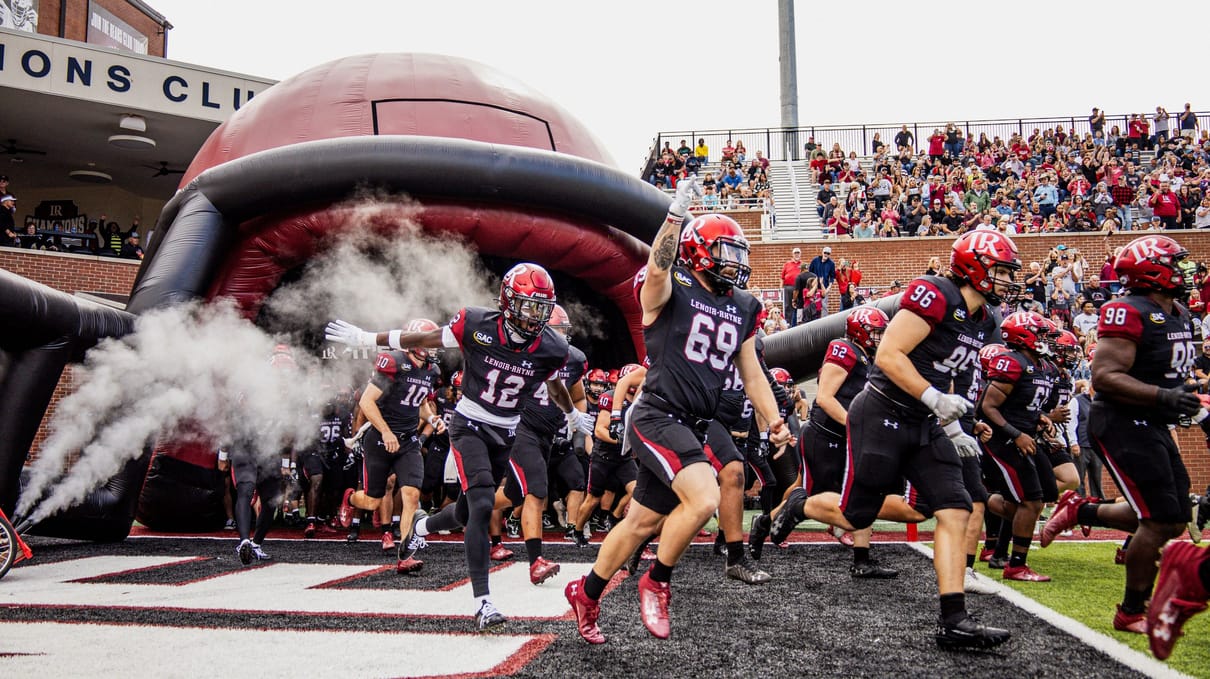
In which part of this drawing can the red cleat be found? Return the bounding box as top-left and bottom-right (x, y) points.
(490, 543), (514, 562)
(381, 531), (396, 551)
(529, 557), (560, 585)
(637, 571), (672, 639)
(1113, 605), (1147, 634)
(396, 557), (424, 574)
(1041, 490), (1086, 548)
(337, 488), (356, 529)
(564, 576), (605, 644)
(978, 547), (994, 563)
(303, 522), (316, 539)
(1148, 541), (1210, 660)
(1002, 565), (1052, 582)
(1115, 548), (1127, 565)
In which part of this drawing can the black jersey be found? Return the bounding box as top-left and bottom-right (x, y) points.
(984, 350), (1053, 434)
(314, 411), (347, 457)
(868, 275), (996, 417)
(642, 266), (762, 419)
(521, 344), (587, 435)
(368, 351), (441, 434)
(1095, 294), (1196, 423)
(810, 338), (871, 437)
(446, 306), (569, 428)
(593, 389), (631, 458)
(1038, 359), (1072, 412)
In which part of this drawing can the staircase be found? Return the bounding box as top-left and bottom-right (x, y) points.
(767, 161), (824, 240)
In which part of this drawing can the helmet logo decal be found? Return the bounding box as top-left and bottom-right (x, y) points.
(1127, 237), (1167, 262)
(965, 231), (1005, 257)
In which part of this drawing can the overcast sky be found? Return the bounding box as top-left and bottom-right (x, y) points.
(151, 0), (1210, 172)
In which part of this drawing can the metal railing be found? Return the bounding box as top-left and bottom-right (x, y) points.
(643, 109), (1210, 177)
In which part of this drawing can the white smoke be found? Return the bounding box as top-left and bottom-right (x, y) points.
(16, 193), (497, 525)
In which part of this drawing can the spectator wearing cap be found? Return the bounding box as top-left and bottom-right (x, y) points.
(808, 246), (837, 313)
(0, 194), (18, 247)
(781, 247), (803, 328)
(882, 280), (903, 298)
(120, 231), (144, 260)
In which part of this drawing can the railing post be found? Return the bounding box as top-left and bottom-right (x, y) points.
(766, 128), (773, 161)
(1017, 119), (1023, 136)
(913, 123), (919, 152)
(861, 125), (868, 155)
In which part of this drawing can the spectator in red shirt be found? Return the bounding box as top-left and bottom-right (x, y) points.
(781, 247), (804, 327)
(927, 129), (945, 161)
(1149, 177), (1181, 229)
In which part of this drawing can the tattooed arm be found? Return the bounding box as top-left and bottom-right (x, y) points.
(641, 176), (701, 323)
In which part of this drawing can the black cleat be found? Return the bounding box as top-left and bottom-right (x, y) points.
(749, 514), (771, 561)
(725, 557), (771, 584)
(474, 600), (507, 633)
(713, 530), (727, 556)
(936, 614), (1011, 650)
(573, 530), (591, 548)
(850, 560), (899, 579)
(987, 556), (1008, 570)
(346, 525), (360, 543)
(236, 539), (253, 566)
(398, 509), (428, 562)
(769, 488), (807, 545)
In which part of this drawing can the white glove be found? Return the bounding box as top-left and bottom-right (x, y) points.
(1194, 408), (1210, 425)
(669, 175), (702, 219)
(569, 409), (595, 436)
(343, 421), (372, 448)
(943, 420), (980, 458)
(921, 386), (972, 422)
(325, 319), (378, 348)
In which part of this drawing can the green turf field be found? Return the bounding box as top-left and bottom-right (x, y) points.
(971, 541), (1209, 678)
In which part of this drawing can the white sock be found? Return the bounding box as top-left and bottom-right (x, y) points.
(475, 595), (491, 610)
(351, 517), (360, 526)
(415, 517), (430, 537)
(391, 515), (401, 524)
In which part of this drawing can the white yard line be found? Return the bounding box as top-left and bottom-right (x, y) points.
(906, 542), (1191, 679)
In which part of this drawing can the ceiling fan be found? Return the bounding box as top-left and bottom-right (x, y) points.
(145, 162), (186, 177)
(2, 138), (46, 156)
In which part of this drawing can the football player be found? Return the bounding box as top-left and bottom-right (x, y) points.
(572, 363), (643, 548)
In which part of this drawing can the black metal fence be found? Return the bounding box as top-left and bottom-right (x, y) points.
(645, 110), (1210, 177)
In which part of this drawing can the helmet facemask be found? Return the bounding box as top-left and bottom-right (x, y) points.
(502, 294), (554, 342)
(981, 261), (1022, 305)
(704, 237), (752, 294)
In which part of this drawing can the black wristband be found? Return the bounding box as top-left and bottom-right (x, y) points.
(1002, 424), (1022, 439)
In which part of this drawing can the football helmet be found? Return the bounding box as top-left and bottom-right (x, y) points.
(1000, 311), (1056, 355)
(845, 307), (890, 352)
(769, 367), (794, 387)
(404, 318), (440, 363)
(585, 368), (609, 397)
(450, 370), (463, 389)
(619, 363), (643, 379)
(978, 343), (1010, 374)
(548, 304), (571, 334)
(1050, 330), (1081, 369)
(499, 263), (556, 340)
(1113, 236), (1190, 293)
(949, 231), (1022, 304)
(607, 369), (619, 385)
(679, 214), (751, 293)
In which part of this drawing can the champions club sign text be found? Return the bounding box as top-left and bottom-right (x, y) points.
(0, 29), (275, 123)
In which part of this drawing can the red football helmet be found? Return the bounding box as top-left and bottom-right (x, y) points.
(978, 343), (1010, 373)
(270, 344), (296, 369)
(1000, 311), (1056, 354)
(633, 265), (648, 304)
(404, 318), (440, 363)
(769, 367), (794, 386)
(1113, 235), (1189, 292)
(1086, 342), (1096, 362)
(949, 231), (1022, 304)
(585, 368), (609, 396)
(548, 304), (571, 333)
(499, 263), (556, 340)
(1050, 330), (1081, 368)
(845, 307), (890, 352)
(679, 214), (751, 292)
(619, 363), (643, 379)
(607, 369), (620, 385)
(450, 370), (463, 389)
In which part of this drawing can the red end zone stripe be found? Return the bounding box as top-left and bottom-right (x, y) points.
(66, 557), (215, 585)
(425, 634), (557, 679)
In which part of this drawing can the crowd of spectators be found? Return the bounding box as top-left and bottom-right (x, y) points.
(0, 174), (143, 259)
(802, 104), (1210, 239)
(649, 138), (774, 213)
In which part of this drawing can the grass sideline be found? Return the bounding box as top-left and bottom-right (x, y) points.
(971, 541), (1209, 678)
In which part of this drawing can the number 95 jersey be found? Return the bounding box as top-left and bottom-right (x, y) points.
(869, 275), (996, 417)
(641, 266), (762, 419)
(1096, 295), (1195, 422)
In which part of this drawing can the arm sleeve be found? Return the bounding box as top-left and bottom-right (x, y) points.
(822, 340), (859, 373)
(369, 353), (397, 392)
(986, 354), (1024, 383)
(898, 279), (948, 328)
(1095, 301), (1144, 342)
(443, 307), (468, 348)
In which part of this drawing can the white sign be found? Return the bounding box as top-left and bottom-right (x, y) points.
(0, 28), (276, 122)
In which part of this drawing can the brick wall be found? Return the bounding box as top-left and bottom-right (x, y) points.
(38, 0), (167, 57)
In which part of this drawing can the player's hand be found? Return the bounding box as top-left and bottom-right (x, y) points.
(1157, 383), (1201, 416)
(324, 319), (378, 348)
(570, 410), (595, 436)
(943, 421), (980, 458)
(382, 431), (400, 453)
(1048, 405), (1070, 424)
(973, 421), (993, 442)
(607, 411), (623, 440)
(1070, 445), (1081, 458)
(768, 418), (793, 447)
(669, 175), (702, 218)
(344, 421), (372, 448)
(1014, 433), (1036, 456)
(428, 415), (447, 435)
(921, 387), (971, 422)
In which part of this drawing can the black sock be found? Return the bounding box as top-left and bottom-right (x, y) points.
(649, 558), (674, 584)
(759, 485), (775, 516)
(584, 570), (609, 601)
(1008, 535), (1032, 568)
(940, 592), (967, 624)
(1122, 535), (1133, 551)
(726, 541), (744, 566)
(983, 513), (1002, 551)
(525, 538), (542, 565)
(853, 546), (870, 565)
(1076, 503), (1100, 527)
(491, 535), (501, 547)
(1122, 587), (1149, 615)
(966, 553), (976, 569)
(993, 520), (1012, 560)
(1199, 556), (1210, 592)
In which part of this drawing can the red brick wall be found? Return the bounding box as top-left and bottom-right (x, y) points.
(39, 0), (167, 57)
